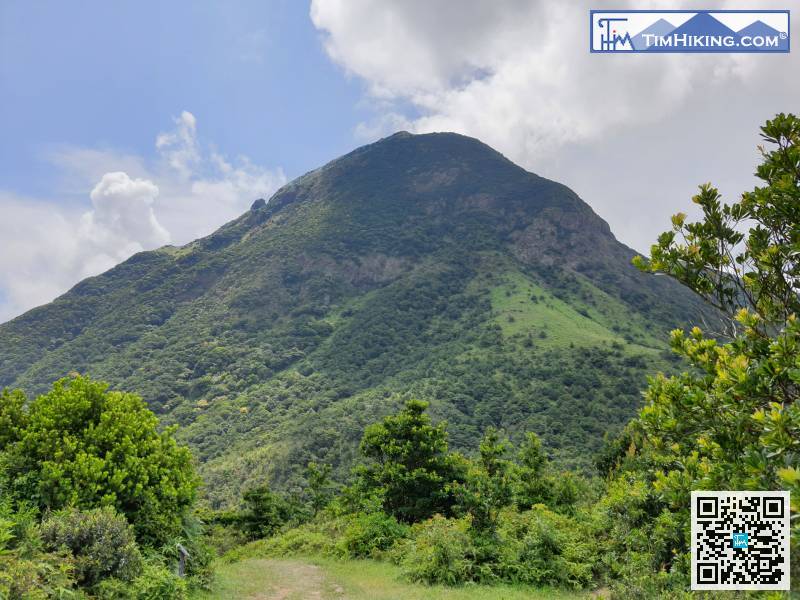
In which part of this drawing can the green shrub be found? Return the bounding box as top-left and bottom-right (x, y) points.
(227, 511), (408, 561)
(203, 520), (247, 557)
(392, 508), (597, 588)
(495, 507), (596, 588)
(40, 506), (143, 587)
(339, 511), (408, 558)
(0, 551), (78, 600)
(606, 563), (692, 600)
(264, 526), (339, 557)
(93, 560), (187, 600)
(225, 517), (348, 561)
(133, 561), (188, 600)
(0, 497), (79, 599)
(164, 511), (215, 590)
(394, 515), (476, 585)
(235, 484), (298, 540)
(2, 376), (199, 546)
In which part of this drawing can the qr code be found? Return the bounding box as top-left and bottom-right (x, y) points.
(691, 490), (790, 590)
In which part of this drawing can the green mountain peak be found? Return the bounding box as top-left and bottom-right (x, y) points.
(0, 133), (706, 506)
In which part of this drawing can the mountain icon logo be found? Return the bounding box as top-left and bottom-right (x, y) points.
(591, 10), (790, 53)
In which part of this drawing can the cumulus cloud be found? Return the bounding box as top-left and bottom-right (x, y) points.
(0, 111), (286, 323)
(78, 172), (170, 274)
(311, 0), (799, 252)
(312, 0), (723, 153)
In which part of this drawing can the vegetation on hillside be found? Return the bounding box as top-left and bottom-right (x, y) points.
(199, 113), (800, 598)
(0, 131), (705, 505)
(2, 115), (798, 598)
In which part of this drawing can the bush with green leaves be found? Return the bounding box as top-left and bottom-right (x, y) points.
(229, 483), (300, 541)
(0, 553), (77, 600)
(394, 514), (477, 585)
(339, 511), (408, 558)
(393, 507), (597, 588)
(495, 507), (596, 588)
(0, 500), (77, 600)
(356, 399), (464, 523)
(0, 375), (199, 546)
(40, 506), (142, 587)
(450, 428), (514, 533)
(228, 518), (346, 561)
(611, 112), (800, 592)
(92, 559), (188, 600)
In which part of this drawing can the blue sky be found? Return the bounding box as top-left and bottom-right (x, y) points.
(0, 1), (369, 196)
(0, 0), (797, 323)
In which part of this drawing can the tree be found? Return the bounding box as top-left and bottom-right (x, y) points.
(514, 432), (552, 510)
(633, 112), (800, 336)
(0, 389), (26, 448)
(357, 399), (462, 523)
(305, 462), (333, 516)
(0, 375), (198, 546)
(236, 484), (295, 540)
(452, 427), (514, 533)
(612, 113), (800, 589)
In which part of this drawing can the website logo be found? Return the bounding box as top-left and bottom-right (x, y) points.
(590, 10), (790, 53)
(732, 532), (748, 549)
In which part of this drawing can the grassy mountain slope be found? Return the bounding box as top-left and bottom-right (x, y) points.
(0, 131), (706, 506)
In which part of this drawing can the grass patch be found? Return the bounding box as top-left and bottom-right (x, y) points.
(192, 557), (588, 600)
(489, 272), (620, 347)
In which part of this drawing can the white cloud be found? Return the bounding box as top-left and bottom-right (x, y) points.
(155, 111), (201, 179)
(313, 0), (715, 152)
(151, 114), (287, 242)
(79, 172), (170, 273)
(311, 0), (800, 253)
(0, 193), (82, 322)
(0, 111), (286, 323)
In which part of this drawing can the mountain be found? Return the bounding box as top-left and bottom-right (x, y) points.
(0, 132), (709, 506)
(631, 18), (675, 50)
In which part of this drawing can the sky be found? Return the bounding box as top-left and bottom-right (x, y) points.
(0, 0), (798, 323)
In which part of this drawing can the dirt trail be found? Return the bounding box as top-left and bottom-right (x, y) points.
(247, 559), (348, 600)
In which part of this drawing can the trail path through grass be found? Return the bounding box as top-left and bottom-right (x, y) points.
(193, 557), (588, 600)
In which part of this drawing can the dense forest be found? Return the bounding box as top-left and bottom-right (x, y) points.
(1, 114), (798, 598)
(0, 129), (708, 508)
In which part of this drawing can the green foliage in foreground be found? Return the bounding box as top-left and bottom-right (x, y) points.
(0, 376), (209, 599)
(0, 499), (194, 599)
(207, 114), (800, 599)
(216, 402), (597, 590)
(609, 112), (800, 595)
(0, 376), (198, 546)
(220, 504), (597, 590)
(40, 506), (142, 587)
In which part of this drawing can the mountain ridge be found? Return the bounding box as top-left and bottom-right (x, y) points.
(0, 131), (708, 505)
